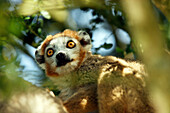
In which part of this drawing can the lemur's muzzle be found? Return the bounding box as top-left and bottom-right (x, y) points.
(56, 52), (73, 67)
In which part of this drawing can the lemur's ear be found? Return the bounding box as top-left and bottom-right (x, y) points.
(78, 30), (92, 52)
(35, 46), (45, 69)
(35, 47), (44, 64)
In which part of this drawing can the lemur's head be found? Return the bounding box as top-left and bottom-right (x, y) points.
(35, 29), (92, 77)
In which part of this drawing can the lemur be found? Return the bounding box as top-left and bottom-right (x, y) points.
(35, 29), (154, 113)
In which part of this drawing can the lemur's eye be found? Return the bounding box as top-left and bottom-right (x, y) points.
(66, 40), (76, 49)
(47, 48), (54, 57)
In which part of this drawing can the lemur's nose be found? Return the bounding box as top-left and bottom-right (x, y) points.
(56, 52), (72, 67)
(56, 52), (66, 60)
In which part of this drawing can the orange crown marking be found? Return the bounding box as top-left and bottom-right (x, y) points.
(41, 35), (53, 55)
(53, 29), (80, 40)
(40, 29), (80, 55)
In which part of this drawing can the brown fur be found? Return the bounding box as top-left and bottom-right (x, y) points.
(46, 62), (59, 77)
(58, 54), (154, 113)
(77, 48), (86, 69)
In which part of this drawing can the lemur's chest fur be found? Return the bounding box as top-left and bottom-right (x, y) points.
(50, 54), (100, 90)
(51, 54), (145, 92)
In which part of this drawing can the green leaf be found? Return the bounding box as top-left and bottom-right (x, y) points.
(116, 47), (124, 53)
(25, 16), (31, 20)
(40, 10), (51, 19)
(38, 28), (42, 34)
(101, 43), (113, 49)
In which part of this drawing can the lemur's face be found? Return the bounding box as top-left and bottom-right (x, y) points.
(45, 37), (80, 68)
(35, 29), (91, 77)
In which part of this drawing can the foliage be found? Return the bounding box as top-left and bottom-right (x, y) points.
(0, 0), (169, 110)
(121, 1), (170, 113)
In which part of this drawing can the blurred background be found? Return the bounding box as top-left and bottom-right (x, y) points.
(0, 0), (170, 112)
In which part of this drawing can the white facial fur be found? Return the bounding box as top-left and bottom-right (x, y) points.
(44, 37), (81, 75)
(35, 30), (92, 77)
